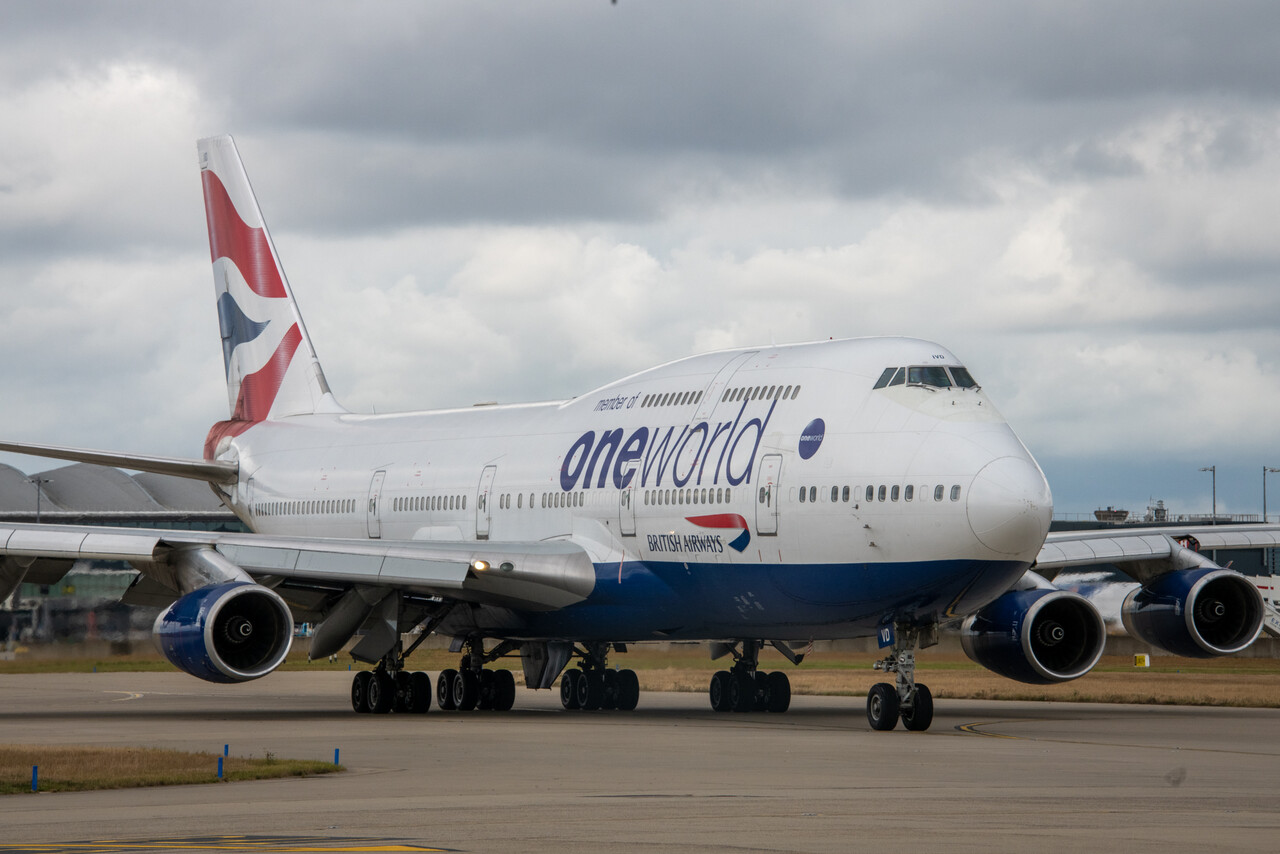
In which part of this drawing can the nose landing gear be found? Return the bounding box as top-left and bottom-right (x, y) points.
(867, 622), (936, 731)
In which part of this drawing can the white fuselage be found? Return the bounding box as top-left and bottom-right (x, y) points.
(215, 337), (1053, 641)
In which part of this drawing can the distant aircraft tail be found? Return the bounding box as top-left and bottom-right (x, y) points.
(198, 134), (341, 423)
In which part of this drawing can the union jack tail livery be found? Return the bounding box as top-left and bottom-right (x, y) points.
(199, 135), (339, 423)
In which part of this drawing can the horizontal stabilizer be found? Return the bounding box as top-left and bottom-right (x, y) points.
(0, 439), (238, 485)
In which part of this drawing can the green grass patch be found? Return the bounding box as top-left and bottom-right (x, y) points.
(0, 745), (342, 795)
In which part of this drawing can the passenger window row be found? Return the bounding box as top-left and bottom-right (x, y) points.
(644, 487), (733, 507)
(254, 498), (357, 517)
(642, 390), (704, 408)
(393, 494), (467, 513)
(721, 384), (800, 404)
(795, 483), (963, 504)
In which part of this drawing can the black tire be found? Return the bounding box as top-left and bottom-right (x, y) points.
(492, 669), (517, 712)
(437, 668), (458, 711)
(866, 682), (900, 731)
(453, 669), (479, 712)
(766, 671), (791, 713)
(901, 683), (934, 732)
(351, 670), (372, 713)
(368, 672), (395, 714)
(394, 671), (412, 713)
(753, 671), (770, 711)
(408, 671), (432, 713)
(600, 670), (618, 711)
(709, 670), (732, 712)
(477, 670), (496, 711)
(576, 671), (604, 711)
(560, 669), (582, 710)
(729, 672), (754, 712)
(615, 669), (640, 711)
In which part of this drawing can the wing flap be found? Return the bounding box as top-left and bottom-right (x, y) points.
(0, 522), (595, 612)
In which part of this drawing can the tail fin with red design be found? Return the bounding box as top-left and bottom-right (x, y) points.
(198, 135), (343, 423)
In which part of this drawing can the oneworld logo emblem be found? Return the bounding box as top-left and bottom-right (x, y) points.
(799, 418), (825, 460)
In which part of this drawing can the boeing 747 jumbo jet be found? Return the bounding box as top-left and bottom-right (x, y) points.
(2, 135), (1277, 731)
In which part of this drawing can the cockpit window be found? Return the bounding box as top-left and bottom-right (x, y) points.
(907, 366), (951, 388)
(873, 368), (896, 390)
(888, 367), (905, 386)
(949, 367), (978, 388)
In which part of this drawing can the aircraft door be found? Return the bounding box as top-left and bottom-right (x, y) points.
(367, 470), (386, 539)
(476, 465), (498, 540)
(619, 485), (636, 536)
(756, 454), (782, 536)
(694, 351), (758, 422)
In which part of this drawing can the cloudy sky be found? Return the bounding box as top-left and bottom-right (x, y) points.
(3, 1), (1280, 518)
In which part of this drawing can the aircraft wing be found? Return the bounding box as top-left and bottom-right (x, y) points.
(0, 521), (596, 613)
(1035, 524), (1280, 581)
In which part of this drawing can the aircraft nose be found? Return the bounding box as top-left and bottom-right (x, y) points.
(966, 456), (1053, 556)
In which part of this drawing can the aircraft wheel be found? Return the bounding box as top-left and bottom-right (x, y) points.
(576, 671), (604, 711)
(729, 673), (754, 712)
(615, 669), (640, 711)
(901, 684), (934, 732)
(753, 671), (770, 711)
(560, 669), (582, 710)
(492, 669), (517, 711)
(408, 671), (432, 713)
(477, 670), (496, 710)
(866, 682), (900, 731)
(437, 668), (458, 711)
(393, 671), (412, 713)
(766, 671), (791, 713)
(453, 669), (479, 712)
(600, 670), (618, 710)
(351, 670), (372, 713)
(709, 670), (732, 712)
(367, 671), (395, 714)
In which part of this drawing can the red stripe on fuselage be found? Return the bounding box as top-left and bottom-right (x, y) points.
(201, 170), (288, 299)
(686, 514), (749, 530)
(232, 324), (303, 422)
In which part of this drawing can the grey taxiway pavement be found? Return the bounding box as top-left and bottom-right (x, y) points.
(0, 671), (1278, 853)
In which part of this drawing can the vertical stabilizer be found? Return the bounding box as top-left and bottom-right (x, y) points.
(198, 134), (341, 421)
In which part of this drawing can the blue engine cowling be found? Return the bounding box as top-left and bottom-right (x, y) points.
(1121, 568), (1263, 658)
(961, 588), (1106, 685)
(153, 582), (294, 683)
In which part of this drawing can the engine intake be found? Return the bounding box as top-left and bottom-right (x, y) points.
(153, 582), (294, 683)
(961, 588), (1106, 684)
(1121, 568), (1263, 658)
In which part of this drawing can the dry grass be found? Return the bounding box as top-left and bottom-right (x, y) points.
(4, 645), (1277, 708)
(0, 745), (341, 795)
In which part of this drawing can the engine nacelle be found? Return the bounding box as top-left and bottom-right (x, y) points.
(153, 582), (294, 683)
(1121, 568), (1263, 658)
(961, 588), (1106, 685)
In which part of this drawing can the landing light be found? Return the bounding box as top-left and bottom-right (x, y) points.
(471, 560), (490, 572)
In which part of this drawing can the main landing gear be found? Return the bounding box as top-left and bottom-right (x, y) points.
(436, 637), (520, 712)
(709, 639), (791, 713)
(866, 623), (935, 732)
(349, 640), (434, 715)
(558, 642), (640, 712)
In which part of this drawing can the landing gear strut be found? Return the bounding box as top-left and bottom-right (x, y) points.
(437, 636), (519, 712)
(709, 639), (791, 713)
(867, 623), (936, 732)
(558, 642), (640, 712)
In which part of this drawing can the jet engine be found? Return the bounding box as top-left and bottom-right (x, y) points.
(153, 581), (294, 683)
(961, 588), (1106, 685)
(1121, 568), (1263, 658)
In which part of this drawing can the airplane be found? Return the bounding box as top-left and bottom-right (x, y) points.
(1, 134), (1276, 731)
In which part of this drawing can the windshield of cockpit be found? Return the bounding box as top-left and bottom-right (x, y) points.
(873, 365), (979, 390)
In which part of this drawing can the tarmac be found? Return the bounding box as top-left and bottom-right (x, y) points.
(0, 671), (1278, 853)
